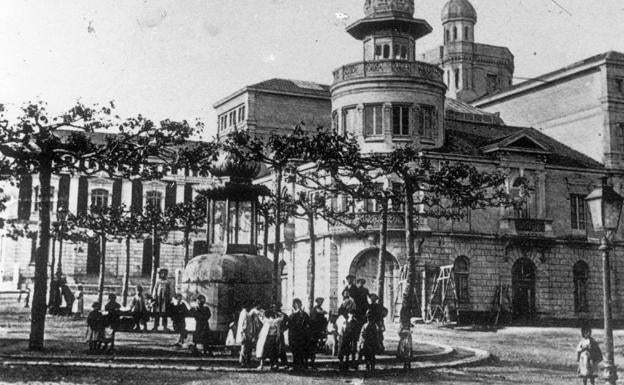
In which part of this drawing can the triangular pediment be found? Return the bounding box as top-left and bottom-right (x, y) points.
(481, 130), (551, 155)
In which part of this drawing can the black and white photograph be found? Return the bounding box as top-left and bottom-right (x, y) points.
(0, 0), (624, 384)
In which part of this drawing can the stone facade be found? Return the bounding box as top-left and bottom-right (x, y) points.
(474, 52), (624, 170)
(0, 171), (209, 291)
(214, 79), (331, 139)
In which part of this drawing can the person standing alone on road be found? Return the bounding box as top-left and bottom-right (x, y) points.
(576, 326), (602, 385)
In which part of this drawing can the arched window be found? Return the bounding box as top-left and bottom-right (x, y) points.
(455, 69), (460, 89)
(464, 26), (470, 40)
(445, 29), (450, 43)
(383, 44), (390, 59)
(512, 177), (531, 218)
(454, 256), (469, 303)
(91, 188), (109, 208)
(453, 26), (457, 41)
(573, 261), (589, 313)
(146, 190), (163, 210)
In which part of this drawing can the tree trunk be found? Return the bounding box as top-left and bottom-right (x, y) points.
(183, 227), (190, 266)
(97, 235), (106, 304)
(400, 184), (416, 329)
(272, 168), (283, 304)
(56, 235), (63, 278)
(376, 202), (388, 305)
(29, 166), (52, 350)
(150, 227), (158, 293)
(307, 211), (315, 312)
(263, 215), (269, 259)
(48, 237), (56, 304)
(121, 237), (130, 307)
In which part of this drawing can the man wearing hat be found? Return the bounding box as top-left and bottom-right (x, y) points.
(152, 268), (174, 331)
(343, 274), (358, 301)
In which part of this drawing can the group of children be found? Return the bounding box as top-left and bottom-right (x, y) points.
(85, 286), (213, 355)
(85, 294), (121, 352)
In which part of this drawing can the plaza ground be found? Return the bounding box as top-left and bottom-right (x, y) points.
(2, 306), (624, 384)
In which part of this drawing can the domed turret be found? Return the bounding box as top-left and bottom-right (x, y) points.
(364, 0), (414, 17)
(441, 0), (477, 24)
(333, 0), (446, 151)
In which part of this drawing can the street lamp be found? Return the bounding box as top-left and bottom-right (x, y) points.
(55, 207), (68, 279)
(586, 177), (623, 385)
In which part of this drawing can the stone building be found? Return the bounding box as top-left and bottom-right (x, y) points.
(213, 0), (618, 324)
(2, 0), (623, 325)
(474, 52), (624, 170)
(0, 137), (210, 291)
(421, 0), (515, 103)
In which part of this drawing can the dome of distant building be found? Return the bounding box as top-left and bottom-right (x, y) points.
(364, 0), (414, 17)
(441, 0), (477, 24)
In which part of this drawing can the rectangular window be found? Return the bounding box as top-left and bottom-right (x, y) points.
(375, 44), (382, 57)
(487, 74), (498, 93)
(332, 111), (339, 132)
(342, 107), (357, 133)
(570, 194), (586, 230)
(617, 78), (624, 93)
(393, 44), (400, 59)
(238, 106), (245, 122)
(383, 44), (390, 59)
(392, 106), (410, 136)
(364, 105), (383, 137)
(417, 105), (436, 139)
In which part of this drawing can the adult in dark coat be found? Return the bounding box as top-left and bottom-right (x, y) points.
(152, 268), (173, 331)
(368, 293), (388, 354)
(338, 289), (356, 318)
(342, 275), (358, 301)
(309, 297), (328, 365)
(354, 279), (370, 323)
(189, 294), (212, 356)
(104, 294), (121, 352)
(288, 298), (311, 370)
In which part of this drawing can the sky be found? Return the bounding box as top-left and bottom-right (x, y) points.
(1, 0), (624, 139)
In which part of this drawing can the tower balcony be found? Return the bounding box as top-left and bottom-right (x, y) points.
(332, 60), (444, 85)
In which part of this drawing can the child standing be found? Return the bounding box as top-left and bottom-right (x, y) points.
(170, 294), (188, 347)
(130, 285), (148, 331)
(576, 326), (602, 385)
(397, 327), (413, 370)
(73, 285), (84, 318)
(357, 311), (379, 373)
(86, 302), (104, 352)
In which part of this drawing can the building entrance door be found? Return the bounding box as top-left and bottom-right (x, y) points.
(512, 258), (536, 322)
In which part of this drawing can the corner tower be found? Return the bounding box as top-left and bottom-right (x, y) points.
(331, 0), (447, 151)
(422, 0), (514, 103)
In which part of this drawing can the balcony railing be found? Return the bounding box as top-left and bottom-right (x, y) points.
(328, 212), (430, 235)
(332, 60), (444, 84)
(499, 217), (554, 238)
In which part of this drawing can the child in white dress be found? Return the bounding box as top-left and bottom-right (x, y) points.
(576, 326), (602, 385)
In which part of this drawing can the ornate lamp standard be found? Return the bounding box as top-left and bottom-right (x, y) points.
(55, 207), (68, 279)
(586, 178), (623, 385)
